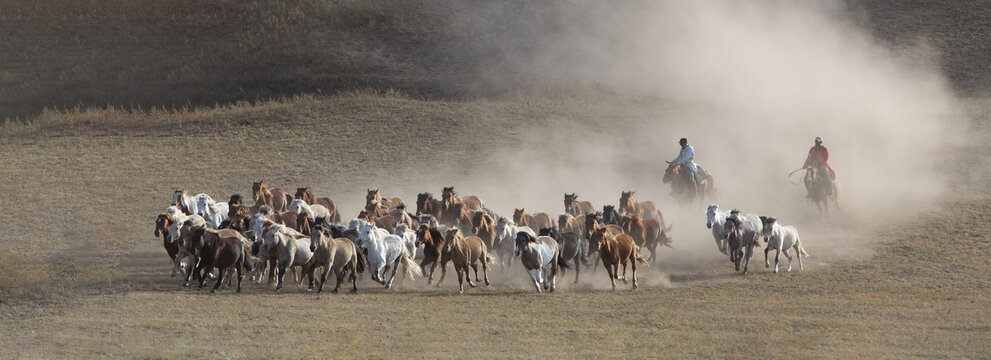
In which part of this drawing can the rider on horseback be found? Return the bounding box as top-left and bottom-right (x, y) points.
(803, 136), (836, 198)
(667, 138), (707, 194)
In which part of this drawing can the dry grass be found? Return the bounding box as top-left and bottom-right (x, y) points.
(0, 92), (988, 358)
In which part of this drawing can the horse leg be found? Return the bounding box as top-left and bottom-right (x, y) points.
(436, 260), (449, 287)
(235, 261), (244, 293)
(783, 248), (793, 272)
(467, 263), (478, 287)
(532, 268), (543, 293)
(796, 244), (805, 271)
(456, 264), (465, 293)
(349, 261), (358, 293)
(183, 256), (199, 287)
(211, 267), (224, 293)
(764, 245), (772, 268)
(423, 259), (436, 285)
(620, 262), (628, 283)
(385, 256), (401, 289)
(267, 259), (276, 284)
(574, 258), (580, 284)
(743, 244), (753, 275)
(276, 262), (289, 291)
(609, 263), (618, 291)
(631, 258), (638, 290)
(773, 247), (782, 273)
(481, 259), (490, 286)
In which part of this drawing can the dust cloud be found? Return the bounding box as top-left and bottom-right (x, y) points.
(420, 1), (966, 277)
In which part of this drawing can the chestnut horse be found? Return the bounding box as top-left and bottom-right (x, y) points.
(618, 191), (664, 222)
(558, 213), (585, 236)
(564, 193), (595, 217)
(155, 213), (178, 263)
(621, 214), (672, 266)
(589, 227), (647, 290)
(366, 188), (405, 211)
(471, 211), (498, 249)
(252, 181), (292, 213)
(443, 228), (494, 293)
(441, 186), (484, 211)
(357, 209), (395, 233)
(513, 208), (553, 231)
(416, 192), (444, 218)
(294, 187), (342, 224)
(416, 224), (453, 285)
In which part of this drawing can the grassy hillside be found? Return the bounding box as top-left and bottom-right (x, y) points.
(2, 0), (989, 120)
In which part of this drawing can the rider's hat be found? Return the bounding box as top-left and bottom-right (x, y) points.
(679, 137), (688, 144)
(814, 136), (823, 142)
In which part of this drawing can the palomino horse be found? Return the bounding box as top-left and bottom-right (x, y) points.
(366, 188), (405, 211)
(294, 187), (342, 224)
(806, 167), (839, 216)
(513, 208), (553, 232)
(589, 227), (647, 290)
(621, 214), (672, 266)
(663, 164), (714, 204)
(601, 205), (622, 225)
(252, 181), (292, 213)
(558, 213), (585, 236)
(186, 227), (247, 293)
(416, 223), (453, 285)
(564, 193), (595, 217)
(359, 223), (422, 288)
(308, 223), (362, 293)
(514, 231), (568, 293)
(471, 211), (498, 250)
(494, 218), (535, 270)
(539, 227), (587, 284)
(618, 191), (664, 221)
(443, 228), (494, 293)
(725, 214), (760, 274)
(416, 192), (444, 218)
(760, 216), (809, 273)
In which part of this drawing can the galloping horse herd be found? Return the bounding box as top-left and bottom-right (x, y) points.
(154, 182), (809, 294)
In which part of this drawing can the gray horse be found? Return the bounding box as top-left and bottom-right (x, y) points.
(725, 213), (760, 274)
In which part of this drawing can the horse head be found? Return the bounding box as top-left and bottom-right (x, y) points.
(619, 191), (635, 214)
(706, 204), (720, 229)
(514, 231), (535, 256)
(252, 181), (265, 202)
(416, 193), (431, 214)
(760, 216), (776, 242)
(663, 164), (677, 184)
(513, 208), (526, 224)
(538, 226), (557, 239)
(588, 227), (608, 252)
(443, 228), (461, 253)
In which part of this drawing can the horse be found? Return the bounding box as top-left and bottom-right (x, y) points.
(760, 217), (809, 273)
(725, 214), (759, 274)
(419, 214), (440, 229)
(494, 217), (535, 269)
(294, 187), (342, 224)
(589, 227), (647, 290)
(366, 188), (405, 211)
(513, 208), (553, 231)
(618, 191), (663, 221)
(263, 223), (314, 291)
(390, 204), (417, 232)
(441, 186), (484, 210)
(200, 199), (229, 229)
(168, 215), (206, 280)
(564, 193), (594, 217)
(706, 204), (732, 256)
(583, 212), (623, 241)
(558, 213), (585, 237)
(155, 213), (178, 264)
(538, 227), (587, 284)
(308, 223), (362, 293)
(471, 211), (498, 250)
(186, 227), (247, 293)
(416, 223), (452, 285)
(514, 231), (568, 293)
(601, 205), (622, 225)
(395, 224), (419, 259)
(443, 228), (494, 293)
(228, 194), (245, 208)
(252, 181), (292, 213)
(663, 164), (714, 204)
(359, 223), (422, 288)
(358, 209), (396, 233)
(171, 189), (214, 216)
(416, 192), (444, 218)
(621, 214), (672, 266)
(806, 167), (839, 216)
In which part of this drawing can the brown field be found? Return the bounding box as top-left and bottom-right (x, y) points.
(0, 90), (989, 359)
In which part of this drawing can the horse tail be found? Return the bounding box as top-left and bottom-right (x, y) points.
(797, 244), (810, 258)
(353, 248), (365, 274)
(400, 252), (422, 279)
(634, 246), (649, 266)
(485, 253), (497, 265)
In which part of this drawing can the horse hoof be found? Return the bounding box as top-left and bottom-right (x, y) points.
(196, 287), (203, 291)
(773, 269), (779, 274)
(236, 289), (241, 293)
(182, 282), (189, 287)
(307, 288), (313, 292)
(211, 289), (217, 293)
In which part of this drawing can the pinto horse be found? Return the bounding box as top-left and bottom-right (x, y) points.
(618, 191), (664, 222)
(589, 227), (647, 290)
(663, 164), (714, 205)
(494, 218), (535, 270)
(252, 181), (292, 213)
(416, 192), (444, 218)
(514, 231), (568, 293)
(513, 208), (553, 232)
(443, 228), (493, 293)
(416, 224), (453, 285)
(294, 187), (342, 224)
(564, 193), (595, 217)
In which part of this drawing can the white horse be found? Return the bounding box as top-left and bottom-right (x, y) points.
(514, 232), (563, 293)
(728, 210), (764, 246)
(171, 189), (214, 216)
(202, 201), (229, 229)
(706, 204), (732, 255)
(359, 223), (422, 288)
(760, 216), (810, 273)
(348, 219), (370, 248)
(289, 199), (330, 221)
(495, 217), (535, 269)
(394, 224), (422, 260)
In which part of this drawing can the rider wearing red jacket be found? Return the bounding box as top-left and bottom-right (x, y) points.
(803, 136), (836, 196)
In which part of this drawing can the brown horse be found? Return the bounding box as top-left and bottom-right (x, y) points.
(619, 191), (664, 222)
(253, 181), (292, 213)
(308, 224), (362, 293)
(416, 224), (452, 285)
(583, 212), (624, 241)
(513, 208), (553, 231)
(558, 213), (585, 236)
(471, 211), (498, 249)
(589, 227), (647, 290)
(564, 193), (595, 217)
(441, 186), (484, 210)
(294, 187), (342, 224)
(443, 229), (493, 293)
(662, 164), (714, 204)
(416, 192), (444, 218)
(358, 210), (396, 233)
(187, 227), (247, 293)
(155, 213), (182, 273)
(621, 214), (672, 266)
(366, 188), (405, 211)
